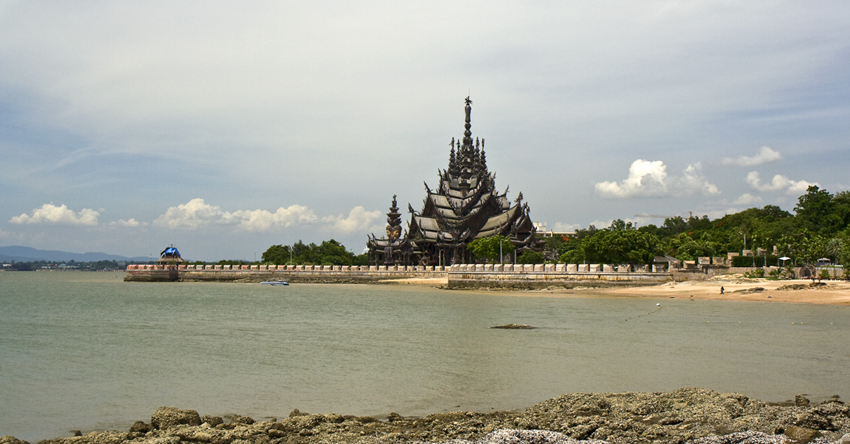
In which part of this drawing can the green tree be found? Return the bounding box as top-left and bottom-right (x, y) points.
(261, 245), (292, 265)
(578, 229), (661, 265)
(795, 185), (841, 233)
(316, 239), (355, 265)
(517, 250), (545, 264)
(467, 235), (515, 263)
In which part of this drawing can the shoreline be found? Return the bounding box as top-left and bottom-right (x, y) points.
(584, 277), (850, 305)
(9, 388), (849, 444)
(389, 276), (850, 306)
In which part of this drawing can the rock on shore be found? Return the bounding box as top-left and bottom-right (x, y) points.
(4, 388), (850, 444)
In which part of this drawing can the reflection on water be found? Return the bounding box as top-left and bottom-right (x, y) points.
(1, 271), (847, 441)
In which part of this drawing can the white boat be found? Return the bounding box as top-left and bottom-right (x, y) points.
(260, 280), (289, 286)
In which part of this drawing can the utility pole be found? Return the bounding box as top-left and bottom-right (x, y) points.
(499, 239), (503, 264)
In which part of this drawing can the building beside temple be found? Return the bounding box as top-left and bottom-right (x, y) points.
(367, 97), (543, 266)
(156, 245), (183, 265)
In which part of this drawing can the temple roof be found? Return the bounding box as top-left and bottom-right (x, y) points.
(367, 97), (543, 264)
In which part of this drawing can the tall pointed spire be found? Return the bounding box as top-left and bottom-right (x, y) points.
(463, 96), (473, 145)
(480, 139), (488, 174)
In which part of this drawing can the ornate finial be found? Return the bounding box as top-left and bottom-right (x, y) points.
(463, 97), (472, 140)
(515, 192), (524, 203)
(385, 195), (402, 240)
(408, 203), (415, 213)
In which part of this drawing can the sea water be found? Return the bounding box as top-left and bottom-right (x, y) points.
(1, 271), (848, 441)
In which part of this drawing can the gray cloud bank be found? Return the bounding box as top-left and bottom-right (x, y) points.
(1, 1), (848, 258)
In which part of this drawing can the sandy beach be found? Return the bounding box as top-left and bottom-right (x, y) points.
(385, 275), (850, 306)
(606, 276), (850, 305)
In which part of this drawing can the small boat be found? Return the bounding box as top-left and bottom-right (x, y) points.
(260, 280), (289, 286)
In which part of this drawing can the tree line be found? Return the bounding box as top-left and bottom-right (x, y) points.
(260, 240), (369, 266)
(549, 185), (850, 266)
(253, 186), (850, 268)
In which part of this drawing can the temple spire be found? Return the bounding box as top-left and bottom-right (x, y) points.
(463, 96), (473, 144)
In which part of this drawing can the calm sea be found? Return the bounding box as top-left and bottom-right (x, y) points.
(1, 272), (848, 441)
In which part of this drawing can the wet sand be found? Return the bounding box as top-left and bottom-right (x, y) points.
(606, 276), (850, 305)
(387, 275), (850, 305)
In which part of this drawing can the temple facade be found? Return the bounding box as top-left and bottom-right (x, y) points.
(367, 97), (542, 265)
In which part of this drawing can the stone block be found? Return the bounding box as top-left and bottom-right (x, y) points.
(727, 252), (740, 260)
(618, 264), (631, 272)
(533, 264), (544, 272)
(698, 257), (710, 265)
(544, 264), (554, 272)
(484, 264), (494, 271)
(603, 264), (615, 272)
(576, 264), (587, 272)
(567, 264), (578, 272)
(634, 264), (648, 272)
(683, 260), (697, 269)
(589, 264), (602, 272)
(555, 264), (565, 272)
(712, 257), (725, 265)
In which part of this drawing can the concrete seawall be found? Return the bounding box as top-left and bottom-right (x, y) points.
(124, 263), (676, 288)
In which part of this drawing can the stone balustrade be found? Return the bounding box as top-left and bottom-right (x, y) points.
(126, 261), (688, 286)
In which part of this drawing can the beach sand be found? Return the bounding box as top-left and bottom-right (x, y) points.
(387, 275), (850, 305)
(606, 276), (850, 305)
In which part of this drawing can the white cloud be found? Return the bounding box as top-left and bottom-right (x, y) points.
(745, 172), (816, 195)
(595, 160), (719, 198)
(734, 193), (762, 205)
(9, 203), (99, 226)
(153, 198), (380, 233)
(722, 146), (783, 166)
(227, 205), (319, 232)
(321, 206), (382, 234)
(110, 218), (145, 227)
(153, 198), (225, 229)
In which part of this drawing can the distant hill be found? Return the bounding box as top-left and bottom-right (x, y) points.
(0, 246), (151, 263)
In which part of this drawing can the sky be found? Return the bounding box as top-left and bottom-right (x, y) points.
(1, 1), (849, 261)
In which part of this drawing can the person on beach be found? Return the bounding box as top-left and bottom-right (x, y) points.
(720, 286), (724, 294)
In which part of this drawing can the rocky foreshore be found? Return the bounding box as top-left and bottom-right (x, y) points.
(4, 388), (850, 444)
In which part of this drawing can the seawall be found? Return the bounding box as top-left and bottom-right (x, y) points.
(124, 263), (678, 288)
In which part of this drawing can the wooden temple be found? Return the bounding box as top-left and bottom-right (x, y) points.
(367, 97), (543, 265)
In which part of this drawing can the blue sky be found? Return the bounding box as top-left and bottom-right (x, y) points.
(1, 1), (849, 260)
